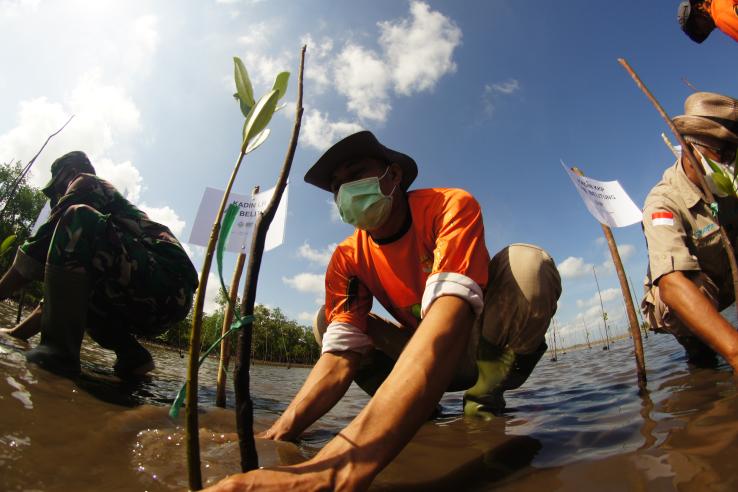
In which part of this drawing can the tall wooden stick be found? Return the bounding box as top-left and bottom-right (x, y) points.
(619, 58), (738, 321)
(234, 45), (306, 472)
(573, 167), (646, 384)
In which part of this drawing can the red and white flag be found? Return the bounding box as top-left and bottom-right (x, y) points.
(651, 211), (674, 227)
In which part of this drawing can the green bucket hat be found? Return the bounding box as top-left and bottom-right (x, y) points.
(41, 151), (95, 197)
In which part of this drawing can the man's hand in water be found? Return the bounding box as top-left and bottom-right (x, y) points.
(202, 463), (335, 492)
(0, 306), (41, 341)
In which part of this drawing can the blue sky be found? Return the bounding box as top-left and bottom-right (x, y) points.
(1, 1), (735, 345)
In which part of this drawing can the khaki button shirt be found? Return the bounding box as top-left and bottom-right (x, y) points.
(643, 162), (738, 296)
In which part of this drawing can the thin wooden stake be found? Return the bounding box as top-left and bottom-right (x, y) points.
(215, 186), (259, 408)
(573, 167), (646, 385)
(619, 58), (738, 322)
(234, 45), (306, 472)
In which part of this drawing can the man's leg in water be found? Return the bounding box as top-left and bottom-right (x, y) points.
(464, 243), (562, 418)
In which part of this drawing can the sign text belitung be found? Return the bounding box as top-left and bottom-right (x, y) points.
(189, 184), (288, 254)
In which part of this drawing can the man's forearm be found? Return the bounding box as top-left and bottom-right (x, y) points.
(263, 351), (361, 441)
(660, 271), (738, 370)
(314, 295), (475, 490)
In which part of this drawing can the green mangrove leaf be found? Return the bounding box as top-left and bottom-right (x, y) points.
(241, 89), (280, 152)
(233, 92), (252, 118)
(234, 57), (256, 108)
(272, 72), (290, 101)
(706, 156), (738, 197)
(0, 235), (16, 256)
(245, 128), (271, 155)
(705, 156), (722, 174)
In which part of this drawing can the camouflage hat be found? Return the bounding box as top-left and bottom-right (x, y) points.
(41, 151), (95, 196)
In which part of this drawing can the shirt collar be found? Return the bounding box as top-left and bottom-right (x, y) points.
(672, 159), (704, 209)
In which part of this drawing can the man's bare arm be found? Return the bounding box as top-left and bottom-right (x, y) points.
(206, 294), (475, 492)
(260, 350), (362, 441)
(660, 271), (738, 370)
(0, 305), (41, 340)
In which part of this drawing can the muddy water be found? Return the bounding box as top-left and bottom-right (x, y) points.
(1, 301), (737, 491)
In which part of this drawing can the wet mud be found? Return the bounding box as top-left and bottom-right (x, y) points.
(1, 301), (737, 491)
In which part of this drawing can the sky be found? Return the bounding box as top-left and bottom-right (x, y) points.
(1, 0), (736, 347)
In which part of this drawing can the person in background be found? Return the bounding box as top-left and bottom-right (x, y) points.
(0, 151), (198, 377)
(205, 130), (561, 491)
(678, 0), (738, 43)
(641, 92), (738, 371)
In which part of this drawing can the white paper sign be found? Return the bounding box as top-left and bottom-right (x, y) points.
(188, 184), (288, 254)
(562, 162), (642, 228)
(31, 202), (51, 235)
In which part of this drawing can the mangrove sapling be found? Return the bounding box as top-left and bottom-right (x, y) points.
(182, 56), (289, 490)
(234, 45), (305, 473)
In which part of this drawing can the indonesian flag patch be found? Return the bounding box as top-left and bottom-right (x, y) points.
(651, 211), (674, 227)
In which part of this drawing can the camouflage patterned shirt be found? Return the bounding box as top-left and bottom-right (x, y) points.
(15, 173), (198, 291)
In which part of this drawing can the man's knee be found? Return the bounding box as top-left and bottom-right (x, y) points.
(312, 305), (327, 347)
(494, 243), (562, 317)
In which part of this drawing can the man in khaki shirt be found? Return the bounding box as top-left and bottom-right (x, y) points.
(642, 92), (738, 371)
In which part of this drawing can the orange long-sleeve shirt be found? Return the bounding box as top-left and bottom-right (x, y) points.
(712, 0), (738, 42)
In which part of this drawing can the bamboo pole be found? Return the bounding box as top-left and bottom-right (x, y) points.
(619, 58), (738, 321)
(234, 45), (306, 472)
(214, 186), (259, 408)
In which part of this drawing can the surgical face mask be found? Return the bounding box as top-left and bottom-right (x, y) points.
(335, 168), (396, 230)
(696, 148), (736, 198)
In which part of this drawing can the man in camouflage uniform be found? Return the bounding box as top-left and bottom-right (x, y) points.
(0, 151), (198, 377)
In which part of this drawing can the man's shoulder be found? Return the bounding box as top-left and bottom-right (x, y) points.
(644, 165), (681, 210)
(408, 187), (479, 209)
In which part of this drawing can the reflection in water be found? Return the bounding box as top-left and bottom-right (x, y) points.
(1, 299), (738, 491)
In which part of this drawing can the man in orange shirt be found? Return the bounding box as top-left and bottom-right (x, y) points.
(206, 131), (561, 491)
(678, 0), (738, 43)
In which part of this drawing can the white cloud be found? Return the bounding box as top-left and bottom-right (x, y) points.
(237, 21), (272, 49)
(297, 241), (337, 266)
(203, 272), (221, 314)
(297, 2), (461, 125)
(599, 244), (637, 272)
(282, 272), (325, 294)
(482, 79), (520, 116)
(490, 79), (520, 95)
(124, 15), (159, 75)
(297, 311), (314, 322)
(558, 256), (592, 279)
(301, 109), (364, 151)
(95, 158), (143, 202)
(576, 287), (620, 309)
(334, 44), (391, 122)
(140, 204), (186, 237)
(327, 199), (342, 223)
(0, 0), (39, 18)
(378, 0), (462, 95)
(0, 70), (142, 191)
(301, 34), (334, 94)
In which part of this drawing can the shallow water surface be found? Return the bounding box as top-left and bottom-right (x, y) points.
(1, 301), (737, 491)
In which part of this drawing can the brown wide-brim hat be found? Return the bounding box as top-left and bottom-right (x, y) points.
(304, 131), (418, 192)
(673, 92), (738, 145)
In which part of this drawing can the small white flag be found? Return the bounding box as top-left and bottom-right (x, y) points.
(562, 161), (642, 228)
